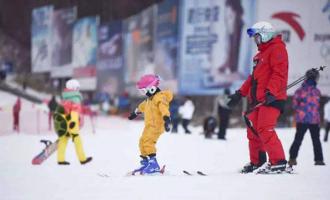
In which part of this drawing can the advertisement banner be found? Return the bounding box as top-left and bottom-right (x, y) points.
(31, 5), (53, 73)
(123, 6), (155, 94)
(70, 16), (99, 90)
(178, 0), (256, 95)
(155, 0), (179, 92)
(50, 7), (77, 77)
(72, 16), (99, 69)
(97, 21), (124, 95)
(258, 0), (330, 95)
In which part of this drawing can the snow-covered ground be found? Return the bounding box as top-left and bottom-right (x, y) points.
(1, 114), (329, 200)
(0, 88), (329, 200)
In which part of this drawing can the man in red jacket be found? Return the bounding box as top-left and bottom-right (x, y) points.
(13, 97), (21, 132)
(227, 21), (288, 173)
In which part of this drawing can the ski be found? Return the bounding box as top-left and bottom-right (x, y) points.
(183, 170), (207, 176)
(97, 173), (110, 178)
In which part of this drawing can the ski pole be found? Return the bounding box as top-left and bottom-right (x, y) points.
(246, 66), (327, 115)
(243, 65), (327, 136)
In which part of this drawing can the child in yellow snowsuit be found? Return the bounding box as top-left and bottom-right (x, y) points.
(128, 74), (173, 175)
(54, 79), (92, 165)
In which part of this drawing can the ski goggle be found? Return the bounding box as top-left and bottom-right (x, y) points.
(247, 28), (258, 37)
(138, 86), (157, 95)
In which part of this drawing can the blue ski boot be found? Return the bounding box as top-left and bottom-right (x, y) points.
(132, 156), (149, 175)
(141, 156), (160, 174)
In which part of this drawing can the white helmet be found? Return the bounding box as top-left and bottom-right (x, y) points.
(65, 79), (80, 91)
(247, 21), (275, 43)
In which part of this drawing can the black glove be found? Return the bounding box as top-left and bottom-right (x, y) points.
(306, 68), (319, 81)
(128, 109), (140, 120)
(227, 90), (242, 108)
(265, 91), (276, 105)
(163, 116), (171, 132)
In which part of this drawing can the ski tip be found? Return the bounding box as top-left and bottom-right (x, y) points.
(97, 173), (110, 178)
(127, 171), (136, 176)
(183, 170), (192, 175)
(197, 171), (207, 176)
(160, 165), (166, 174)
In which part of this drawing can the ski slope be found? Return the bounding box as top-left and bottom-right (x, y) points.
(0, 115), (329, 200)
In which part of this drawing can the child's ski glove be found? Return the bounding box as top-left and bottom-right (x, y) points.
(163, 116), (171, 132)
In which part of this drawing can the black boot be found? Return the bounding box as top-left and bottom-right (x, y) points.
(315, 160), (326, 166)
(80, 157), (93, 165)
(241, 151), (267, 173)
(269, 160), (287, 172)
(256, 160), (287, 174)
(58, 161), (70, 165)
(240, 162), (260, 173)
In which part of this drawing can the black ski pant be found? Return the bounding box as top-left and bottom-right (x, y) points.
(218, 114), (229, 139)
(324, 122), (330, 142)
(182, 119), (191, 133)
(289, 123), (324, 161)
(171, 117), (180, 133)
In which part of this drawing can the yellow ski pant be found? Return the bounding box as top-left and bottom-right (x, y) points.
(139, 126), (162, 157)
(57, 134), (87, 162)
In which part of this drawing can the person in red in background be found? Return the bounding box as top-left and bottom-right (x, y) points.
(227, 21), (288, 174)
(13, 97), (21, 132)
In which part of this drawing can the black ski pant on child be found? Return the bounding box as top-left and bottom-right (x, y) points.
(289, 123), (324, 162)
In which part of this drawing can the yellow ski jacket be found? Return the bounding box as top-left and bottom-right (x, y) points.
(138, 90), (173, 132)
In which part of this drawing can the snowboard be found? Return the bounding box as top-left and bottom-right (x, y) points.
(32, 139), (59, 165)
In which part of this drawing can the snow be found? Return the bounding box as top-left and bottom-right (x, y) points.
(1, 115), (329, 200)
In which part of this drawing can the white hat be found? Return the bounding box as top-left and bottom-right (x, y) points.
(65, 79), (80, 91)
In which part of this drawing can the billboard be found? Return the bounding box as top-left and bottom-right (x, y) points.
(155, 0), (179, 92)
(71, 16), (99, 90)
(97, 21), (124, 95)
(178, 0), (256, 95)
(51, 7), (76, 68)
(257, 0), (330, 95)
(123, 6), (155, 94)
(72, 16), (99, 68)
(31, 5), (53, 73)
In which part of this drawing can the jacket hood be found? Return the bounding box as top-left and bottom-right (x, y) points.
(160, 90), (174, 102)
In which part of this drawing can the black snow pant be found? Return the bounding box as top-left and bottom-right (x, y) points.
(171, 117), (180, 133)
(217, 106), (231, 139)
(289, 123), (324, 162)
(182, 119), (191, 134)
(324, 122), (330, 142)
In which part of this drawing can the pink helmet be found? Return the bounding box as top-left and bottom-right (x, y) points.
(136, 74), (160, 89)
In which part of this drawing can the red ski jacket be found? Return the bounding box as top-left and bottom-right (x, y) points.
(239, 35), (288, 105)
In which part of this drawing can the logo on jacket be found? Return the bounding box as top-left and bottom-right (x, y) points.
(272, 12), (305, 41)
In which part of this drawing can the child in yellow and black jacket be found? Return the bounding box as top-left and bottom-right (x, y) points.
(54, 79), (92, 165)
